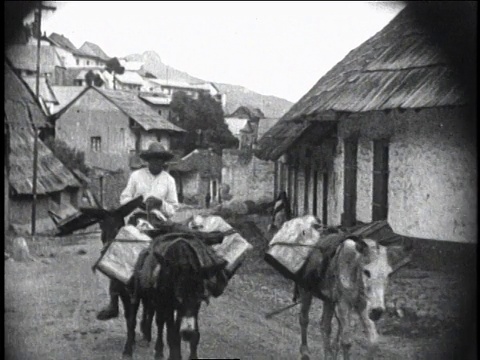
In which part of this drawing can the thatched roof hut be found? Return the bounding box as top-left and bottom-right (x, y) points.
(255, 6), (467, 161)
(5, 61), (80, 195)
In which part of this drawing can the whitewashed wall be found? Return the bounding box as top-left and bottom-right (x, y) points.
(336, 107), (476, 243)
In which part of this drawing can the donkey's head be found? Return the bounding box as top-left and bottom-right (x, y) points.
(153, 239), (207, 341)
(80, 196), (143, 245)
(80, 208), (125, 245)
(336, 238), (393, 322)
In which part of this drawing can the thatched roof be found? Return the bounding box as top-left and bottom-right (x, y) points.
(5, 44), (65, 74)
(55, 87), (186, 133)
(169, 149), (222, 178)
(257, 118), (279, 139)
(4, 60), (49, 128)
(5, 62), (81, 195)
(9, 128), (81, 194)
(256, 6), (467, 161)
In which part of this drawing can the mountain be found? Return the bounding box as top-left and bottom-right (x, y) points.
(124, 51), (293, 118)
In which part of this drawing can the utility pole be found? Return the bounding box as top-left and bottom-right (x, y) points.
(32, 1), (56, 236)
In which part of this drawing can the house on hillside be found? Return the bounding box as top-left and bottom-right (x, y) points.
(107, 71), (145, 91)
(139, 92), (172, 118)
(4, 61), (84, 234)
(255, 6), (476, 244)
(53, 86), (185, 172)
(169, 149), (222, 206)
(144, 78), (226, 108)
(47, 33), (108, 68)
(5, 44), (66, 84)
(225, 106), (270, 149)
(79, 41), (110, 62)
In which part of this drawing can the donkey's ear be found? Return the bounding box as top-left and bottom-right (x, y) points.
(80, 207), (109, 220)
(349, 236), (369, 255)
(338, 239), (361, 289)
(114, 195), (144, 218)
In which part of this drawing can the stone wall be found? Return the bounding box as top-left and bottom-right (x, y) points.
(222, 149), (275, 203)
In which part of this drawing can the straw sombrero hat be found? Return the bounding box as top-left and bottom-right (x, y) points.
(139, 142), (174, 161)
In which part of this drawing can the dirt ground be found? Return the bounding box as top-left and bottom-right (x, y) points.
(4, 223), (476, 360)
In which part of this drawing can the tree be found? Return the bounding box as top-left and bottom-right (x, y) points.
(85, 70), (104, 87)
(104, 57), (125, 90)
(170, 91), (238, 155)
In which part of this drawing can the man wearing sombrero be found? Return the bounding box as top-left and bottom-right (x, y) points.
(97, 142), (179, 320)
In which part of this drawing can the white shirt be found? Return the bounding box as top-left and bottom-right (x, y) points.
(120, 168), (178, 219)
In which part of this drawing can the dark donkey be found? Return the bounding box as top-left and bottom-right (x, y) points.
(123, 234), (226, 360)
(78, 197), (158, 346)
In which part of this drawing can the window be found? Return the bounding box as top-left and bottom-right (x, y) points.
(76, 59), (80, 65)
(91, 136), (101, 152)
(86, 60), (90, 66)
(158, 110), (162, 115)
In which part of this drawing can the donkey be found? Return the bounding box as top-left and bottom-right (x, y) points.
(123, 236), (220, 360)
(81, 204), (157, 346)
(267, 191), (410, 360)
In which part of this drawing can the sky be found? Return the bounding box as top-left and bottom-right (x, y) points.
(32, 1), (406, 103)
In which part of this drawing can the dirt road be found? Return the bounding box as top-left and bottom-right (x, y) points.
(5, 232), (474, 360)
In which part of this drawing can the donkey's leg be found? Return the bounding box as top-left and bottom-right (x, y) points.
(167, 309), (182, 360)
(122, 293), (140, 358)
(299, 287), (313, 360)
(140, 297), (155, 345)
(359, 308), (379, 360)
(188, 307), (201, 360)
(320, 301), (335, 360)
(154, 304), (166, 360)
(335, 300), (353, 360)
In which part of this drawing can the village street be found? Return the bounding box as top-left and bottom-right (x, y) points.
(5, 226), (472, 360)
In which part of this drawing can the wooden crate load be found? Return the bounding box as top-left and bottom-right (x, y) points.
(264, 215), (325, 281)
(188, 215), (254, 275)
(95, 215), (253, 284)
(95, 225), (152, 284)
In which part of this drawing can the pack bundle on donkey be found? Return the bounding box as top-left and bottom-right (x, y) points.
(264, 192), (412, 360)
(56, 196), (253, 359)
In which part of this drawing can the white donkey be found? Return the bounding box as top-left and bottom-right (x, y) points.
(266, 191), (410, 360)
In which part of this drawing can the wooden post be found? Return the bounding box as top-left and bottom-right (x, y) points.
(99, 175), (104, 208)
(31, 126), (39, 236)
(5, 120), (10, 231)
(35, 7), (41, 101)
(273, 161), (278, 200)
(31, 1), (56, 236)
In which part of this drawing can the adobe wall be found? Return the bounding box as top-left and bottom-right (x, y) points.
(222, 149), (275, 203)
(337, 107), (477, 243)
